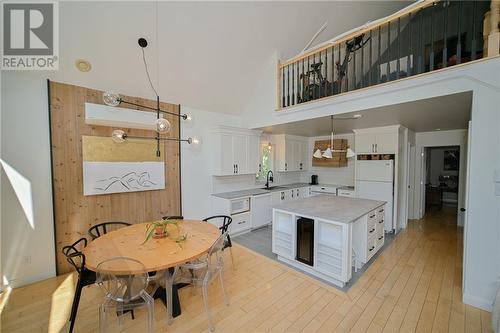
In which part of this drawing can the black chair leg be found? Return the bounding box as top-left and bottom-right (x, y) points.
(69, 279), (84, 333)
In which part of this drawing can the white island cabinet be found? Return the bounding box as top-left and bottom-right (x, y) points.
(272, 195), (385, 287)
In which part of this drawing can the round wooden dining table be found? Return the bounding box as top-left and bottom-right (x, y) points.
(83, 219), (220, 320)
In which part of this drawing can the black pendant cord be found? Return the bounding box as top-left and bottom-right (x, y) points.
(156, 96), (161, 157)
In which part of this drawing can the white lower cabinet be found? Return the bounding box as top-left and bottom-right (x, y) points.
(315, 221), (346, 281)
(231, 211), (251, 234)
(272, 211), (295, 260)
(352, 205), (385, 268)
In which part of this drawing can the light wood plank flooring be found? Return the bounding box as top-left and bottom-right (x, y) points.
(0, 210), (493, 332)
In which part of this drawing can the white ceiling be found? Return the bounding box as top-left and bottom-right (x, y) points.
(259, 92), (472, 136)
(48, 1), (411, 115)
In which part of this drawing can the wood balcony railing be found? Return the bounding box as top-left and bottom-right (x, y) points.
(277, 0), (497, 110)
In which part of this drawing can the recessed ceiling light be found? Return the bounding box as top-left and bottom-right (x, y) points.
(75, 59), (91, 72)
(435, 128), (441, 131)
(353, 114), (362, 119)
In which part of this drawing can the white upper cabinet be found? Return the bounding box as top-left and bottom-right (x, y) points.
(274, 135), (309, 172)
(247, 134), (261, 175)
(211, 126), (262, 176)
(354, 134), (374, 154)
(353, 126), (399, 154)
(374, 133), (398, 153)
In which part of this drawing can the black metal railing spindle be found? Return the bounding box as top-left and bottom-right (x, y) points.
(292, 61), (295, 105)
(418, 9), (423, 73)
(387, 21), (391, 82)
(325, 50), (328, 97)
(457, 2), (462, 65)
(471, 0), (477, 61)
(397, 17), (401, 80)
(282, 67), (285, 107)
(331, 46), (335, 96)
(408, 13), (412, 76)
(369, 30), (373, 86)
(361, 35), (365, 88)
(443, 4), (448, 68)
(430, 4), (435, 71)
(378, 26), (381, 83)
(353, 41), (357, 90)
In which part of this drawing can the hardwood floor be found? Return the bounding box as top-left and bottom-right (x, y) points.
(0, 210), (493, 332)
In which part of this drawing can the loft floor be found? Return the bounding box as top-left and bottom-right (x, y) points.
(0, 210), (492, 332)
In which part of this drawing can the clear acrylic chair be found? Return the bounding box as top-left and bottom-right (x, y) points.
(172, 233), (230, 332)
(96, 257), (155, 333)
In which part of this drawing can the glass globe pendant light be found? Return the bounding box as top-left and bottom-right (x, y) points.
(111, 129), (127, 143)
(103, 92), (121, 107)
(156, 118), (171, 133)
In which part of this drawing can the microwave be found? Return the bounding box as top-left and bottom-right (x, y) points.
(230, 197), (250, 215)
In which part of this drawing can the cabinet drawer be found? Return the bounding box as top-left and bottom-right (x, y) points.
(231, 212), (251, 234)
(376, 226), (384, 249)
(366, 238), (377, 260)
(367, 222), (377, 238)
(311, 185), (337, 194)
(337, 190), (355, 197)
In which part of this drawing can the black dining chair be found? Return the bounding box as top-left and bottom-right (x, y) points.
(162, 215), (184, 220)
(202, 215), (234, 267)
(88, 221), (131, 240)
(62, 237), (96, 333)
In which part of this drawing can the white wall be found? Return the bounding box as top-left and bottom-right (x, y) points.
(299, 133), (355, 186)
(1, 73), (56, 287)
(413, 129), (467, 221)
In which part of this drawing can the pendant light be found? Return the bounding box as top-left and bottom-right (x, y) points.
(312, 114), (361, 159)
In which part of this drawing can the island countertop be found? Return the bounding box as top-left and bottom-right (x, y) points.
(273, 194), (385, 224)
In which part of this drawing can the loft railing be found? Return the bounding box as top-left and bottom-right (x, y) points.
(277, 0), (496, 110)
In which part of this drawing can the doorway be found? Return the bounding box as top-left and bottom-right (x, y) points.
(422, 146), (460, 222)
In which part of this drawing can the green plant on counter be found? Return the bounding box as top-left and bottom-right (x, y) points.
(143, 218), (180, 244)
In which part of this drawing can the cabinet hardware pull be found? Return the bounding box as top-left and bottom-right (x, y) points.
(236, 164), (238, 173)
(238, 221), (245, 224)
(378, 209), (384, 213)
(369, 214), (375, 218)
(369, 246), (374, 251)
(379, 219), (384, 224)
(369, 229), (375, 233)
(378, 236), (383, 240)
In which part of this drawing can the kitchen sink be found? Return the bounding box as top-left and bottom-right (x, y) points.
(261, 186), (286, 190)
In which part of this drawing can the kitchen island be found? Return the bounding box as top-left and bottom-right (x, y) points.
(272, 195), (386, 287)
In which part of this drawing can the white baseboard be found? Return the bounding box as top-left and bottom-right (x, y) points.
(463, 293), (493, 311)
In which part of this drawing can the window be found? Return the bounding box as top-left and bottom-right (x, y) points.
(257, 142), (273, 182)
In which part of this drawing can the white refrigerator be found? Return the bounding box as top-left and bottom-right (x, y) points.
(356, 160), (394, 232)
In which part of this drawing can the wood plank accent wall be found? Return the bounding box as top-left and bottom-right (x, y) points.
(48, 81), (181, 274)
(312, 139), (348, 167)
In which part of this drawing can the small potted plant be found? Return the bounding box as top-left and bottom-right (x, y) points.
(143, 218), (180, 243)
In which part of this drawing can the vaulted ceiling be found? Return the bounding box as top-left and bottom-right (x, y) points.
(48, 1), (411, 115)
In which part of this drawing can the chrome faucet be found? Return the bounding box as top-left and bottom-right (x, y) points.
(265, 170), (274, 188)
